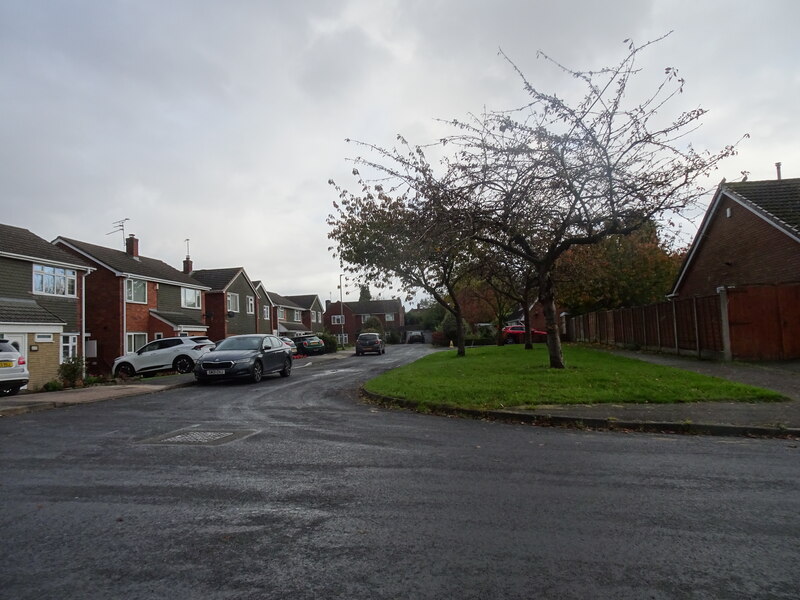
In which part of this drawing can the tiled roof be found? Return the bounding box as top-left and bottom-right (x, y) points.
(267, 291), (303, 309)
(346, 299), (402, 314)
(286, 294), (320, 309)
(0, 297), (65, 325)
(57, 237), (205, 287)
(724, 178), (800, 237)
(0, 224), (91, 268)
(191, 268), (244, 292)
(150, 310), (206, 328)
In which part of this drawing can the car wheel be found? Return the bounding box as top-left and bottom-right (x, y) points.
(116, 363), (135, 378)
(381, 347), (386, 354)
(505, 336), (515, 344)
(0, 384), (20, 397)
(173, 355), (194, 374)
(251, 361), (263, 383)
(280, 357), (292, 377)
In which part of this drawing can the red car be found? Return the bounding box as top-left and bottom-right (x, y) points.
(502, 325), (547, 344)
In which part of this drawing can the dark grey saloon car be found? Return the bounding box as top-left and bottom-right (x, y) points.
(194, 334), (292, 384)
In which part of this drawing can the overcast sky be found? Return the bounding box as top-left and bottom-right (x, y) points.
(2, 1), (797, 304)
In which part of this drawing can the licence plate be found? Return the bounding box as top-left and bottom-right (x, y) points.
(206, 369), (225, 375)
(0, 361), (12, 368)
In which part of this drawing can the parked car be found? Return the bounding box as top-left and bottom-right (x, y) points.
(194, 334), (292, 384)
(280, 336), (298, 355)
(355, 332), (385, 356)
(406, 331), (425, 343)
(0, 339), (29, 397)
(113, 336), (215, 378)
(501, 325), (547, 344)
(293, 334), (326, 356)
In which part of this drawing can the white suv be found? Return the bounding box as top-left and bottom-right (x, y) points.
(113, 336), (215, 378)
(0, 339), (30, 396)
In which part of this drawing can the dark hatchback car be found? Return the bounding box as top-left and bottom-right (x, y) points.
(355, 332), (385, 356)
(293, 334), (326, 356)
(194, 334), (292, 384)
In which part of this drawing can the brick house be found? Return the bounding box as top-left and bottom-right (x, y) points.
(671, 177), (800, 298)
(54, 234), (210, 374)
(189, 267), (260, 341)
(267, 292), (308, 337)
(286, 295), (325, 334)
(0, 223), (93, 389)
(324, 299), (405, 345)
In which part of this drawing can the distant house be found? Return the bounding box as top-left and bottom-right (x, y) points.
(190, 267), (260, 341)
(252, 280), (274, 335)
(0, 223), (93, 389)
(672, 177), (800, 298)
(286, 294), (325, 333)
(54, 234), (209, 374)
(267, 292), (308, 337)
(324, 298), (405, 345)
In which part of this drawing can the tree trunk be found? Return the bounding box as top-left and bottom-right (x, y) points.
(522, 292), (533, 350)
(539, 274), (565, 368)
(455, 308), (466, 357)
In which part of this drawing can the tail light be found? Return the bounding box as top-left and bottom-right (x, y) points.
(18, 356), (26, 366)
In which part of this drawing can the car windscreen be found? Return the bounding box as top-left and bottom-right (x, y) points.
(0, 341), (17, 353)
(214, 337), (261, 351)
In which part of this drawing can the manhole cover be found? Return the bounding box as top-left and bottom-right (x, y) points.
(139, 429), (258, 446)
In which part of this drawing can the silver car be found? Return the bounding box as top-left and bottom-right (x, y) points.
(112, 336), (215, 378)
(0, 339), (30, 396)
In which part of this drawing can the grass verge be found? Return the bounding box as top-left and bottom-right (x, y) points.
(364, 344), (785, 410)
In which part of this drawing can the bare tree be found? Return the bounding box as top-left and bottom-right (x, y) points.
(447, 36), (743, 367)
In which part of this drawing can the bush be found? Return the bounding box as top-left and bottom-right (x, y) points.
(42, 380), (64, 392)
(431, 331), (450, 347)
(361, 316), (384, 335)
(84, 375), (108, 386)
(317, 331), (339, 354)
(58, 355), (85, 387)
(386, 330), (401, 344)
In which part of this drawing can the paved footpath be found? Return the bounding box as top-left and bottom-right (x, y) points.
(2, 349), (799, 437)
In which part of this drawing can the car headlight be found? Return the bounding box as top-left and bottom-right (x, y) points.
(232, 357), (255, 365)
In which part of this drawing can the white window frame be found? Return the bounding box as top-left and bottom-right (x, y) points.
(294, 310), (301, 322)
(227, 292), (240, 313)
(335, 333), (349, 345)
(247, 296), (255, 314)
(181, 288), (202, 309)
(385, 313), (395, 322)
(126, 332), (147, 354)
(311, 311), (317, 324)
(361, 314), (371, 323)
(278, 307), (286, 320)
(126, 278), (147, 304)
(262, 305), (270, 320)
(33, 264), (77, 297)
(331, 314), (344, 325)
(60, 334), (78, 362)
(35, 333), (54, 342)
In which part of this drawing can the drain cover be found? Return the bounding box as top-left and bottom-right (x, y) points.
(139, 429), (257, 446)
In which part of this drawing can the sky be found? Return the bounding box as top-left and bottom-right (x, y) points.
(2, 0), (798, 305)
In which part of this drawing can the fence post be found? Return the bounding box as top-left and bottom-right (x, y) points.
(693, 296), (701, 359)
(717, 286), (732, 361)
(672, 300), (679, 354)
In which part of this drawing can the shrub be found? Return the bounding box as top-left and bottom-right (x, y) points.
(431, 331), (450, 347)
(361, 316), (384, 335)
(58, 355), (85, 387)
(42, 380), (64, 392)
(386, 330), (401, 344)
(317, 331), (339, 354)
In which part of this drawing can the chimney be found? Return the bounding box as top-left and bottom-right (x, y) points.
(183, 256), (193, 274)
(125, 234), (139, 259)
(775, 162), (782, 180)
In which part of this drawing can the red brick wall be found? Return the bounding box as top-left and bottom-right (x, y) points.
(204, 293), (227, 341)
(677, 195), (800, 297)
(83, 267), (124, 373)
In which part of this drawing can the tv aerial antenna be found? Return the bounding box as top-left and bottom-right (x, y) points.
(106, 218), (130, 249)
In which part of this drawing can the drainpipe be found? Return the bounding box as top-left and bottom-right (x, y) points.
(81, 273), (86, 379)
(122, 277), (126, 355)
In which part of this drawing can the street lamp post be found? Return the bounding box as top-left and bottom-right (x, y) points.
(339, 274), (345, 349)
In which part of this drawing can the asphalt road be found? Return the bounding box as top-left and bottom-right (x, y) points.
(1, 345), (798, 599)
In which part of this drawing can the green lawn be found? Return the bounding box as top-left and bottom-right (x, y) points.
(364, 344), (785, 409)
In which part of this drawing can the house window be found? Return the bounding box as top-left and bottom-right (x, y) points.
(126, 279), (147, 303)
(331, 314), (344, 325)
(35, 333), (54, 342)
(263, 305), (270, 320)
(247, 296), (255, 314)
(227, 293), (240, 313)
(33, 264), (77, 297)
(294, 310), (301, 322)
(126, 332), (147, 353)
(154, 332), (163, 340)
(311, 311), (317, 324)
(60, 334), (78, 362)
(335, 333), (349, 345)
(182, 288), (202, 309)
(278, 307), (286, 320)
(361, 314), (371, 323)
(385, 313), (395, 322)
